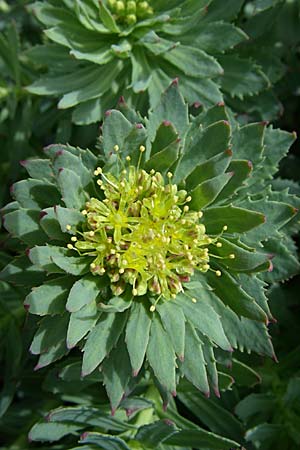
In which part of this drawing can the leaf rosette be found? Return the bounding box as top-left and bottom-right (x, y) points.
(26, 0), (281, 124)
(1, 82), (298, 411)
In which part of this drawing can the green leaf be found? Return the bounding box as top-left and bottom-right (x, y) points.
(103, 110), (132, 158)
(55, 206), (85, 234)
(30, 314), (69, 355)
(98, 296), (132, 313)
(12, 179), (60, 209)
(80, 432), (130, 450)
(178, 390), (244, 442)
(98, 1), (120, 33)
(102, 339), (132, 412)
(181, 321), (209, 394)
(174, 120), (231, 183)
(202, 205), (265, 234)
(190, 172), (233, 209)
(135, 420), (178, 448)
(66, 274), (105, 312)
(176, 293), (232, 351)
(48, 406), (130, 431)
(205, 269), (267, 322)
(147, 314), (177, 393)
(191, 21), (247, 53)
(25, 276), (73, 316)
(157, 301), (185, 360)
(0, 256), (45, 285)
(40, 207), (68, 241)
(51, 253), (92, 276)
(147, 81), (189, 143)
(57, 168), (86, 209)
(28, 245), (65, 273)
(163, 45), (223, 79)
(225, 358), (261, 387)
(219, 55), (269, 98)
(21, 158), (54, 181)
(185, 150), (232, 191)
(125, 300), (152, 376)
(82, 312), (127, 376)
(215, 159), (253, 202)
(67, 300), (99, 349)
(3, 209), (48, 246)
(166, 428), (240, 449)
(29, 422), (82, 442)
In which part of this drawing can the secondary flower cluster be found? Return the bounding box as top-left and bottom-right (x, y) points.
(107, 0), (153, 25)
(67, 153), (224, 301)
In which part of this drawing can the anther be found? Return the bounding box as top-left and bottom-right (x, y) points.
(67, 244), (74, 250)
(89, 231), (95, 237)
(167, 172), (173, 179)
(229, 254), (235, 259)
(132, 288), (138, 296)
(215, 270), (222, 277)
(66, 224), (72, 231)
(97, 179), (103, 186)
(186, 196), (192, 202)
(216, 242), (222, 248)
(150, 305), (156, 312)
(192, 298), (197, 303)
(126, 156), (131, 161)
(183, 205), (189, 212)
(81, 210), (87, 215)
(71, 236), (77, 242)
(139, 145), (146, 152)
(90, 263), (96, 269)
(223, 225), (228, 231)
(114, 144), (119, 152)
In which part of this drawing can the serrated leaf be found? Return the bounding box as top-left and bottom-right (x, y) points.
(11, 179), (60, 209)
(147, 81), (189, 143)
(190, 172), (233, 209)
(30, 314), (69, 355)
(4, 209), (48, 246)
(102, 110), (132, 158)
(102, 338), (132, 412)
(202, 205), (265, 234)
(135, 420), (178, 448)
(51, 253), (92, 276)
(80, 432), (130, 450)
(178, 390), (244, 442)
(28, 245), (65, 273)
(166, 428), (239, 449)
(21, 158), (54, 181)
(25, 276), (73, 316)
(0, 256), (45, 285)
(176, 293), (232, 351)
(181, 321), (209, 394)
(157, 301), (185, 360)
(29, 422), (82, 442)
(82, 312), (127, 376)
(66, 274), (105, 312)
(67, 300), (99, 349)
(147, 314), (176, 393)
(125, 300), (152, 376)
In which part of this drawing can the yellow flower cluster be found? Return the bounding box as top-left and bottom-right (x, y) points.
(67, 155), (221, 300)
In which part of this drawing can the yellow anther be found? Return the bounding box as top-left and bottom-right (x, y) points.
(126, 156), (131, 161)
(66, 224), (72, 231)
(203, 264), (210, 271)
(132, 288), (138, 296)
(71, 236), (77, 242)
(97, 179), (103, 186)
(89, 231), (95, 237)
(192, 298), (197, 304)
(110, 249), (116, 255)
(198, 211), (203, 218)
(139, 145), (146, 152)
(167, 172), (173, 179)
(150, 169), (155, 175)
(94, 169), (99, 176)
(183, 205), (189, 212)
(81, 209), (87, 215)
(150, 305), (156, 312)
(229, 253), (235, 259)
(114, 144), (119, 152)
(99, 268), (106, 274)
(119, 268), (125, 274)
(216, 270), (222, 277)
(90, 263), (96, 269)
(186, 196), (192, 202)
(96, 167), (102, 174)
(216, 242), (222, 248)
(223, 225), (228, 231)
(67, 244), (74, 250)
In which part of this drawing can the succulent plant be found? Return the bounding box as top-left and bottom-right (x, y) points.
(26, 0), (286, 124)
(1, 82), (298, 412)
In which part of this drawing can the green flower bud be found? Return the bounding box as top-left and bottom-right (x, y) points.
(126, 1), (136, 14)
